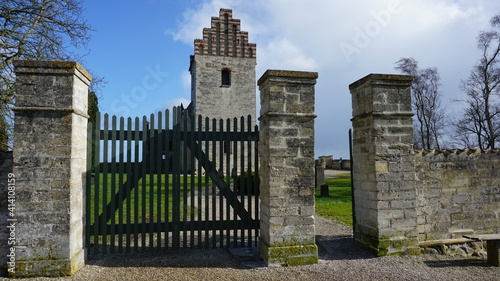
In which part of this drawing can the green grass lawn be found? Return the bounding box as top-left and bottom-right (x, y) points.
(88, 174), (214, 225)
(315, 172), (353, 227)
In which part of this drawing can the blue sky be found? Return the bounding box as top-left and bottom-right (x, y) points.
(82, 1), (193, 114)
(80, 0), (500, 158)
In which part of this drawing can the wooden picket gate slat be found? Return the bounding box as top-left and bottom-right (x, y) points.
(85, 108), (259, 254)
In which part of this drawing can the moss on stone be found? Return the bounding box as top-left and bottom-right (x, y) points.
(378, 239), (391, 249)
(357, 234), (420, 257)
(9, 259), (82, 278)
(377, 247), (389, 256)
(262, 243), (318, 267)
(9, 247), (84, 277)
(287, 255), (319, 266)
(269, 237), (315, 248)
(405, 247), (421, 255)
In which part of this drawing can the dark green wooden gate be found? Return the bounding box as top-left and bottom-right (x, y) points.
(85, 107), (259, 254)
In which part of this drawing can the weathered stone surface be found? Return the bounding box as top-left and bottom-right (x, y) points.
(258, 69), (318, 266)
(191, 55), (256, 121)
(350, 73), (418, 256)
(350, 73), (500, 257)
(258, 242), (318, 267)
(415, 149), (500, 241)
(8, 60), (90, 277)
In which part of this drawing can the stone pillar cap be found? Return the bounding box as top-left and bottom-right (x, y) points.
(13, 60), (92, 84)
(349, 73), (412, 91)
(258, 69), (318, 86)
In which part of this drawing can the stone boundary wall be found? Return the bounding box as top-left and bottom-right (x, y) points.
(350, 73), (500, 256)
(0, 151), (13, 276)
(315, 155), (351, 170)
(415, 149), (500, 241)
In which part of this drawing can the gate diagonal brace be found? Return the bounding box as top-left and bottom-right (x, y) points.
(96, 162), (143, 226)
(95, 142), (168, 227)
(187, 140), (254, 222)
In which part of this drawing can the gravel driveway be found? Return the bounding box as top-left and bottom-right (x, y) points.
(4, 214), (499, 281)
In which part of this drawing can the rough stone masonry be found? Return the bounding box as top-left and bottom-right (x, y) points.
(349, 74), (419, 256)
(349, 73), (500, 257)
(10, 61), (91, 277)
(258, 70), (319, 266)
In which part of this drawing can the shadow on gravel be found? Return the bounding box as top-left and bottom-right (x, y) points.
(85, 234), (374, 270)
(85, 248), (254, 269)
(316, 234), (375, 261)
(424, 259), (495, 268)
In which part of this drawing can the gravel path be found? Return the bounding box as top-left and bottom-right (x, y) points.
(4, 214), (499, 281)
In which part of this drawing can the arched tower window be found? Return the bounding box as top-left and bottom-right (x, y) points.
(221, 68), (231, 86)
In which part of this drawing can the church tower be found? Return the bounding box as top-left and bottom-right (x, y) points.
(189, 9), (257, 121)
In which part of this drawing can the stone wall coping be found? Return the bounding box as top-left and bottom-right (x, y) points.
(258, 70), (318, 86)
(414, 148), (500, 156)
(13, 60), (92, 85)
(349, 73), (413, 91)
(418, 238), (476, 247)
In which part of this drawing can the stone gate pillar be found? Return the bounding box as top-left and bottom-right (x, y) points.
(349, 74), (419, 256)
(258, 70), (318, 266)
(10, 61), (91, 277)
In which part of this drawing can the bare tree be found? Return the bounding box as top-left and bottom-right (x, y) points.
(0, 0), (94, 150)
(395, 57), (446, 149)
(454, 13), (500, 149)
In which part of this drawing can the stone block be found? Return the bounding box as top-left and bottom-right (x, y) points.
(300, 206), (315, 216)
(375, 161), (389, 173)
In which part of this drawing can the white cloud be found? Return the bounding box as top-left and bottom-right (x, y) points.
(397, 0), (486, 34)
(164, 98), (192, 111)
(259, 38), (318, 71)
(168, 0), (242, 44)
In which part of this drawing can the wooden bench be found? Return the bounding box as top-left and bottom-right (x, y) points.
(463, 234), (500, 266)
